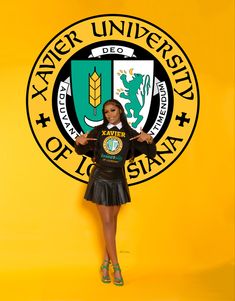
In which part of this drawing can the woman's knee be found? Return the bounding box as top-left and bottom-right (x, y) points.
(102, 216), (115, 227)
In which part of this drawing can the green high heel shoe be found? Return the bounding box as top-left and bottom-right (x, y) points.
(100, 259), (111, 283)
(112, 263), (124, 286)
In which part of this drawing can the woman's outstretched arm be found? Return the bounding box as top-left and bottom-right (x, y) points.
(74, 130), (97, 155)
(130, 128), (157, 158)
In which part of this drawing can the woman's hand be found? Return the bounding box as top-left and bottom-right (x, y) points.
(75, 133), (97, 145)
(130, 129), (153, 144)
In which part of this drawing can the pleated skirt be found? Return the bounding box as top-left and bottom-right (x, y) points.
(84, 164), (131, 206)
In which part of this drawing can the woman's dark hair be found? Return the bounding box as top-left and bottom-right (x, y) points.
(93, 99), (135, 163)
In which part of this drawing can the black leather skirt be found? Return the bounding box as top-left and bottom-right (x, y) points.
(84, 164), (131, 206)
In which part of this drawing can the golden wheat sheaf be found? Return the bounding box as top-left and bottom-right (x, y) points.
(89, 69), (101, 115)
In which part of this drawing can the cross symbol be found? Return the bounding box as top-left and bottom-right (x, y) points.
(36, 113), (51, 128)
(175, 112), (190, 127)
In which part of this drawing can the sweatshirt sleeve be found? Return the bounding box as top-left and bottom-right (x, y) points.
(129, 128), (157, 159)
(74, 128), (98, 155)
(133, 140), (157, 158)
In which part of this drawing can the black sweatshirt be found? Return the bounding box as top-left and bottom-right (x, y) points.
(74, 124), (156, 168)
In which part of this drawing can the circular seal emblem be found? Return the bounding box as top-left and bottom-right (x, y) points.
(26, 14), (199, 186)
(103, 136), (123, 155)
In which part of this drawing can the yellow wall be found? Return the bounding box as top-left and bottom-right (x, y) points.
(0, 1), (234, 300)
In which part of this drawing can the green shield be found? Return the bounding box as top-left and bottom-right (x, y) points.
(71, 60), (112, 133)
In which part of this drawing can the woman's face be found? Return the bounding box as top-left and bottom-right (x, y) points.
(104, 103), (121, 125)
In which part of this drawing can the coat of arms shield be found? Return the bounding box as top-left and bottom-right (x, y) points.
(71, 60), (154, 133)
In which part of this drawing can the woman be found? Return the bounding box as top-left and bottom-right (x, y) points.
(75, 99), (156, 286)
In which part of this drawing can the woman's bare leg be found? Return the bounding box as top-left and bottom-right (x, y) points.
(97, 204), (122, 281)
(103, 205), (121, 260)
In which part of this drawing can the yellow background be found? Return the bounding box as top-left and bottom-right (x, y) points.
(0, 1), (234, 301)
